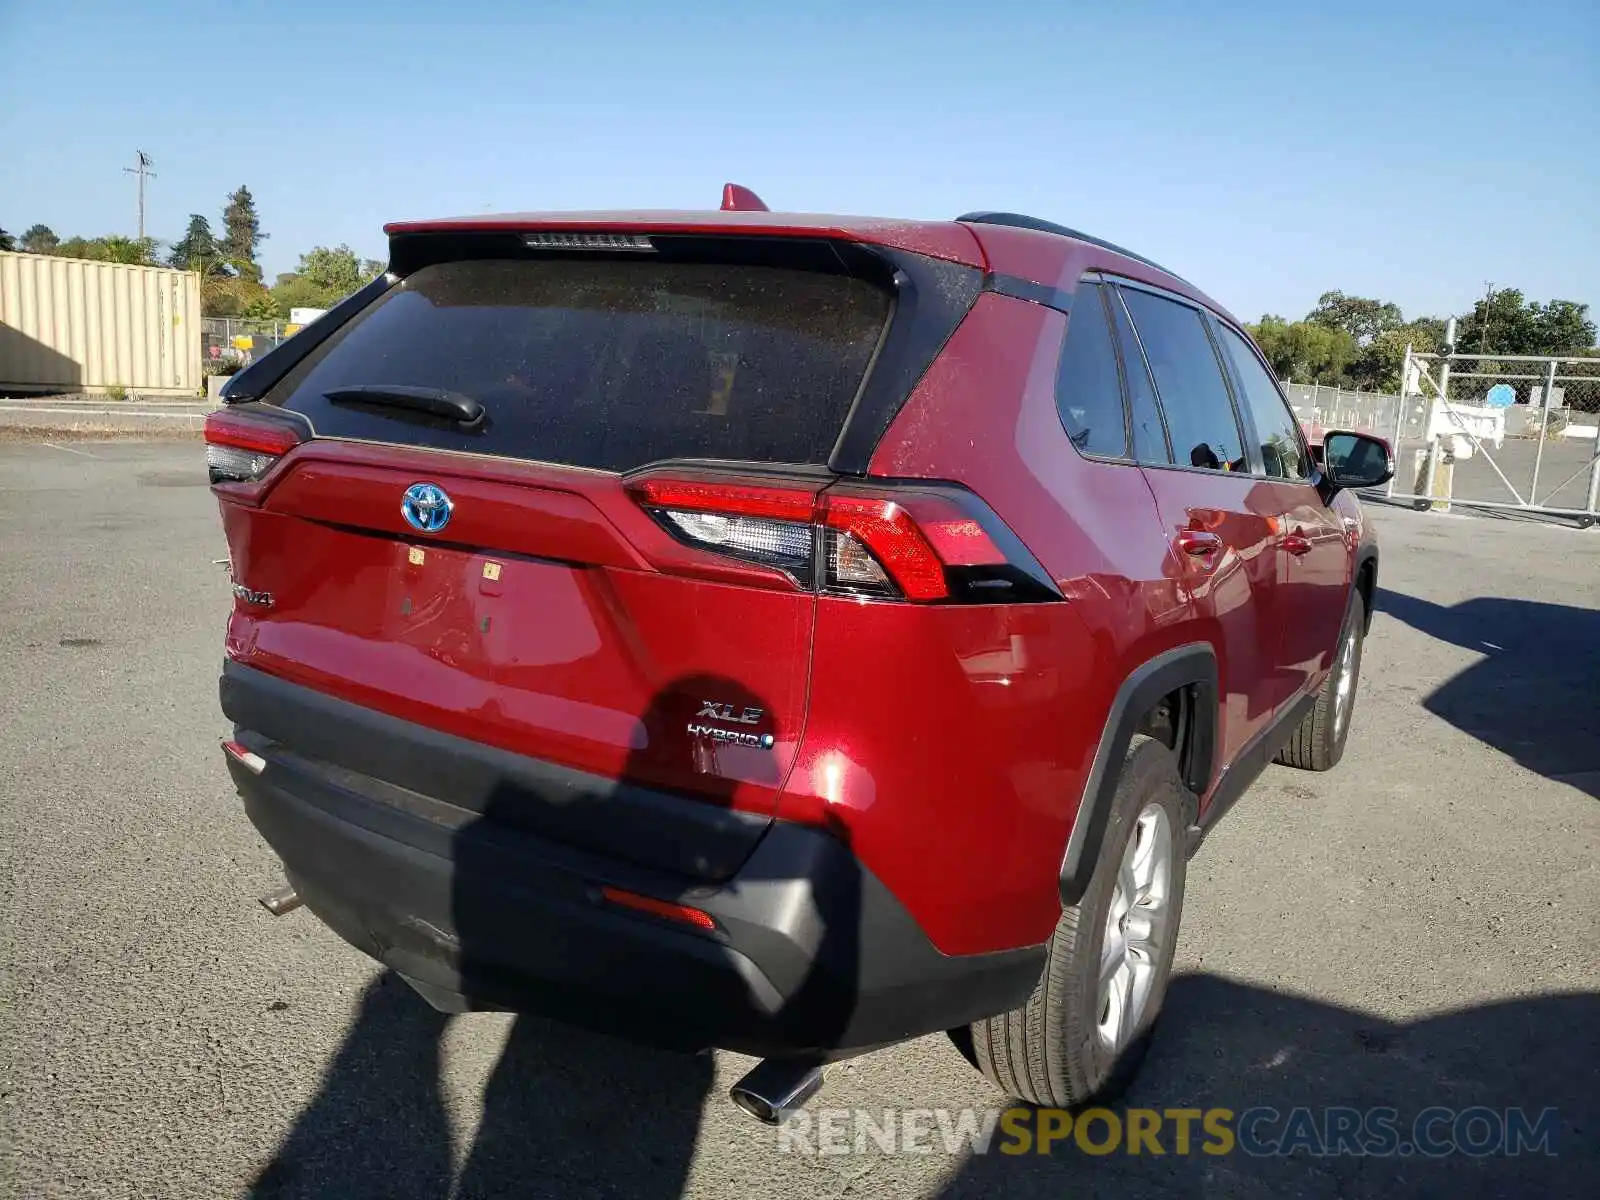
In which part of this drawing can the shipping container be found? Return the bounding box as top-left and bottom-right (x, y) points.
(0, 251), (203, 396)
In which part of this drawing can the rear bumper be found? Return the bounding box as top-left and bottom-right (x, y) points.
(221, 665), (1045, 1058)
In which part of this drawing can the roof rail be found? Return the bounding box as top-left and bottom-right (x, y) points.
(956, 211), (1188, 284)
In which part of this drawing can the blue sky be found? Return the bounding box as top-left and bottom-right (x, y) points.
(2, 0), (1596, 325)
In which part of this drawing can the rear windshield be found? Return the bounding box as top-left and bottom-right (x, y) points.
(265, 257), (891, 471)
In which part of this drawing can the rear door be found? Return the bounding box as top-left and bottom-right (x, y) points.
(1108, 282), (1283, 769)
(1213, 321), (1350, 705)
(218, 245), (894, 877)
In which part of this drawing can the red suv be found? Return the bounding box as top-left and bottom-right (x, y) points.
(207, 192), (1394, 1121)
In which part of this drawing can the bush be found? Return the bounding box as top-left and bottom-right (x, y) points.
(203, 359), (240, 378)
(105, 384), (127, 401)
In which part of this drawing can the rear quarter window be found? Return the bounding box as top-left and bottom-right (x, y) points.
(1054, 283), (1129, 458)
(265, 258), (891, 472)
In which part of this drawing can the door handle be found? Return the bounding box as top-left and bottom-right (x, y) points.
(1175, 530), (1223, 557)
(1282, 531), (1313, 556)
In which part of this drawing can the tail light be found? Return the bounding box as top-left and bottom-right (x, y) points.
(628, 475), (1061, 604)
(204, 408), (305, 484)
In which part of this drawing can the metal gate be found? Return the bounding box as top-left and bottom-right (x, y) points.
(1380, 339), (1599, 525)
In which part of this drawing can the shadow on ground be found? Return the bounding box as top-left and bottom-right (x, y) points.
(249, 973), (713, 1200)
(243, 649), (1595, 1199)
(247, 973), (1595, 1199)
(1377, 588), (1600, 799)
(939, 976), (1596, 1198)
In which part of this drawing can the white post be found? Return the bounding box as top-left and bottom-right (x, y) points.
(1530, 357), (1558, 504)
(1388, 344), (1412, 497)
(1423, 320), (1456, 506)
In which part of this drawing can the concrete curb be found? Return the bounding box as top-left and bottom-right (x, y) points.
(0, 397), (212, 436)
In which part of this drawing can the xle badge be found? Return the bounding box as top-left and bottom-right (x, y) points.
(687, 700), (775, 749)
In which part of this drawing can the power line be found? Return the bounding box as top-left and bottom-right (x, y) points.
(122, 151), (156, 241)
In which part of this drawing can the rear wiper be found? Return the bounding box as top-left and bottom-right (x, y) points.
(324, 385), (484, 426)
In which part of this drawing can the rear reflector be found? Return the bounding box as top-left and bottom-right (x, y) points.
(205, 409), (304, 484)
(628, 474), (1061, 604)
(599, 886), (718, 931)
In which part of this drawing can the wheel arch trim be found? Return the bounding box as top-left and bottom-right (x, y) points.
(1058, 643), (1218, 907)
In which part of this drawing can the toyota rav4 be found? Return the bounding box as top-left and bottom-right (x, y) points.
(207, 187), (1394, 1121)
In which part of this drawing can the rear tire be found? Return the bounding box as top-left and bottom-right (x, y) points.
(1275, 590), (1366, 772)
(962, 734), (1190, 1108)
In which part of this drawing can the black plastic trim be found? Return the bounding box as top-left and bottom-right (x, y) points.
(1059, 644), (1218, 906)
(220, 273), (397, 403)
(983, 271), (1074, 314)
(1103, 280), (1177, 466)
(1355, 541), (1379, 633)
(222, 683), (1048, 1056)
(958, 211), (1192, 285)
(1188, 689), (1318, 853)
(827, 250), (984, 474)
(324, 384), (485, 427)
(220, 661), (773, 882)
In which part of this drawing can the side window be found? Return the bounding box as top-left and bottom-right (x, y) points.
(1107, 288), (1173, 465)
(1217, 324), (1311, 480)
(1054, 283), (1128, 458)
(1119, 288), (1247, 473)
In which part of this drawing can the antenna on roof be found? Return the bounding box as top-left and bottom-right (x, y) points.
(721, 183), (770, 212)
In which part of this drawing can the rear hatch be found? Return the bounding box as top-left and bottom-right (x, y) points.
(212, 235), (902, 880)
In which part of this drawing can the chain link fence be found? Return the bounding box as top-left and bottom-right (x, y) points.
(201, 318), (296, 368)
(1374, 351), (1600, 521)
(1280, 360), (1599, 523)
(1283, 383), (1426, 442)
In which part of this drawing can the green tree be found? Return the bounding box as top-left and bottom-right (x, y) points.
(48, 235), (160, 264)
(1348, 322), (1443, 392)
(296, 244), (366, 297)
(221, 185), (267, 282)
(1307, 290), (1404, 343)
(1529, 300), (1595, 355)
(1457, 288), (1537, 355)
(0, 227), (13, 251)
(1454, 289), (1596, 356)
(202, 276), (269, 318)
(1247, 316), (1357, 384)
(20, 224), (59, 254)
(267, 274), (330, 317)
(241, 291), (280, 320)
(97, 235), (162, 265)
(265, 244), (384, 316)
(168, 214), (224, 274)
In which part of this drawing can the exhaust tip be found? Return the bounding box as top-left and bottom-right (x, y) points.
(729, 1087), (781, 1125)
(728, 1058), (825, 1125)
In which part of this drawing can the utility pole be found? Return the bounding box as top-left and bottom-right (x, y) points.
(123, 151), (156, 240)
(1478, 281), (1495, 354)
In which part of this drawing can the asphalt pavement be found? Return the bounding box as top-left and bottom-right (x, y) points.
(2, 440), (1596, 1199)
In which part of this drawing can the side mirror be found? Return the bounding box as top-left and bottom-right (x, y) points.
(1321, 430), (1395, 492)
